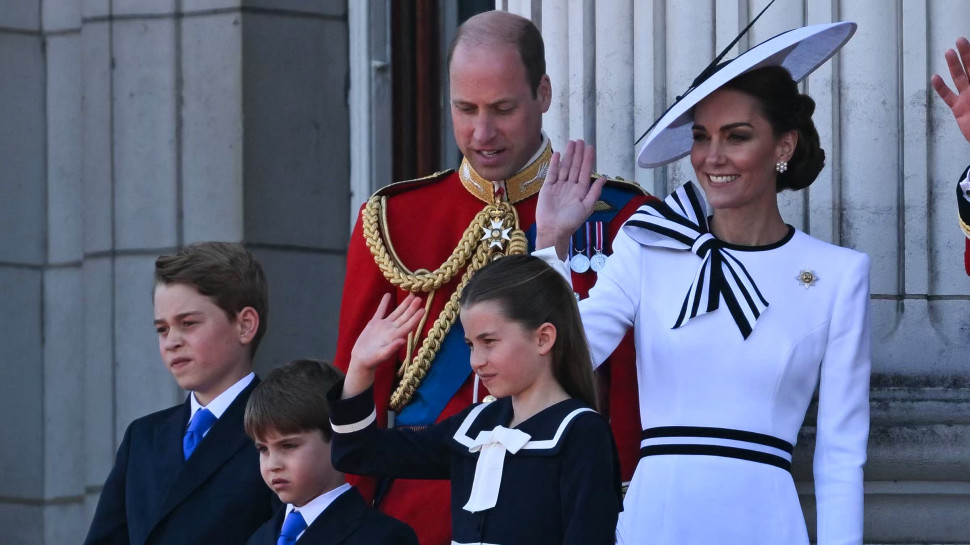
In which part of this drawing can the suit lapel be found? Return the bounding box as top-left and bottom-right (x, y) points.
(258, 507), (286, 545)
(154, 379), (259, 524)
(301, 488), (367, 545)
(151, 400), (190, 513)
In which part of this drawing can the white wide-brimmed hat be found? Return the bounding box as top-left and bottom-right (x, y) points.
(636, 21), (857, 168)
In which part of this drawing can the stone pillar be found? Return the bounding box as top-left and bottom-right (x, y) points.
(0, 0), (87, 542)
(237, 2), (350, 376)
(0, 1), (351, 543)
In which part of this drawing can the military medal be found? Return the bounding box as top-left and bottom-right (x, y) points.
(570, 223), (591, 273)
(481, 218), (512, 250)
(590, 221), (608, 272)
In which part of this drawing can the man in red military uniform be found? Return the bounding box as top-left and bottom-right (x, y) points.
(932, 36), (970, 275)
(333, 10), (651, 545)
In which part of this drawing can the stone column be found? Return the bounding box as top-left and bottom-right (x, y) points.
(0, 0), (87, 542)
(0, 1), (351, 543)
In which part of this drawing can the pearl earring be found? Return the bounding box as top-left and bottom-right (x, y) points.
(775, 161), (788, 174)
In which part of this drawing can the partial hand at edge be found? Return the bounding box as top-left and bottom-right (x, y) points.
(535, 140), (606, 260)
(931, 36), (970, 144)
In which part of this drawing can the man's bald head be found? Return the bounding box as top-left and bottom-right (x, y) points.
(447, 10), (546, 98)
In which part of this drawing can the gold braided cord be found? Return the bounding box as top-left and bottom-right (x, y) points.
(400, 291), (436, 378)
(960, 213), (970, 239)
(379, 196), (412, 276)
(363, 195), (527, 411)
(389, 242), (490, 411)
(364, 196), (484, 292)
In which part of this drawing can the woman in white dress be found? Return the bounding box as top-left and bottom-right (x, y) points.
(535, 23), (869, 545)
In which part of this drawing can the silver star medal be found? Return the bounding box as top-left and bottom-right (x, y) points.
(795, 268), (819, 289)
(481, 219), (512, 250)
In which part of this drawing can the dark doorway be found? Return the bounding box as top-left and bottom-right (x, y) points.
(391, 1), (492, 181)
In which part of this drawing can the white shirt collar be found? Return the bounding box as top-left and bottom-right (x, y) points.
(188, 372), (255, 423)
(283, 482), (352, 535)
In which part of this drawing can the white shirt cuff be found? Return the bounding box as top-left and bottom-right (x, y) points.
(532, 246), (573, 285)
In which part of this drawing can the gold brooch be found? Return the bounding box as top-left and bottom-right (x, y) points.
(795, 269), (818, 289)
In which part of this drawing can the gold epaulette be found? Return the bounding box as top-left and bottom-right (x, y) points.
(592, 171), (650, 196)
(362, 180), (529, 412)
(371, 169), (455, 198)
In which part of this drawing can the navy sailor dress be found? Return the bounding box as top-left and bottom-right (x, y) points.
(328, 381), (621, 545)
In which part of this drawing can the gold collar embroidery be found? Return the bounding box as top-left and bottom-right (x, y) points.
(458, 140), (553, 204)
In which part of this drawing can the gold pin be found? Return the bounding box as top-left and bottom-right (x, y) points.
(795, 268), (818, 289)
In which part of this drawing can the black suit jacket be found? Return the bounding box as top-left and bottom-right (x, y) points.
(246, 487), (417, 545)
(84, 379), (275, 545)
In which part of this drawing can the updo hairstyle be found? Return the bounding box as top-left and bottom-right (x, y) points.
(721, 65), (825, 191)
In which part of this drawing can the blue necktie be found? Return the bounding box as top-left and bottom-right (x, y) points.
(278, 510), (307, 545)
(183, 408), (216, 460)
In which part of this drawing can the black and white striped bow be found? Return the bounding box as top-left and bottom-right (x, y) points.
(623, 182), (768, 339)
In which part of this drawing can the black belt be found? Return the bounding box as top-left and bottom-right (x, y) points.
(639, 426), (793, 472)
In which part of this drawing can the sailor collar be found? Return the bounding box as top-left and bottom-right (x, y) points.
(458, 134), (552, 204)
(449, 397), (593, 457)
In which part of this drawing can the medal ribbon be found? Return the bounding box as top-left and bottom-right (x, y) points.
(572, 227), (587, 256)
(594, 221), (604, 254)
(623, 182), (769, 339)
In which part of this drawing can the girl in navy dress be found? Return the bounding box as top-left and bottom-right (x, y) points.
(328, 255), (621, 545)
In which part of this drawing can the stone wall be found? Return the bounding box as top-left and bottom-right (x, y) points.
(0, 1), (350, 543)
(2, 0), (969, 542)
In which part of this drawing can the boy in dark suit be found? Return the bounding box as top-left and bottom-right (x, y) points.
(244, 360), (417, 545)
(84, 242), (275, 545)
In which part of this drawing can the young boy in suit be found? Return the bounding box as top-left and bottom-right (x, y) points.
(244, 360), (417, 545)
(84, 242), (275, 545)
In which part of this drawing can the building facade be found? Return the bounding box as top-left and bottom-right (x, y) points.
(0, 0), (967, 543)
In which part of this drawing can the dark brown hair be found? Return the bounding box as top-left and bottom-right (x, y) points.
(721, 65), (826, 191)
(459, 255), (598, 410)
(154, 241), (269, 355)
(447, 10), (546, 98)
(244, 359), (345, 442)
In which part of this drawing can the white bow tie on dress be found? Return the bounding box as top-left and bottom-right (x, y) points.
(462, 425), (531, 513)
(624, 181), (769, 339)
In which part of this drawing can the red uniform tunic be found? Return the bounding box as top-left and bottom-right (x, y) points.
(334, 149), (651, 545)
